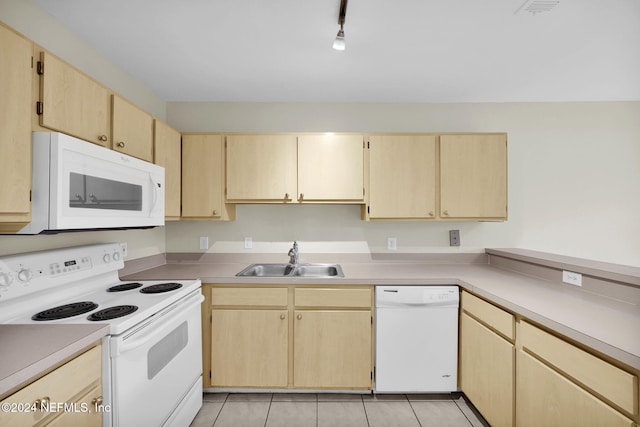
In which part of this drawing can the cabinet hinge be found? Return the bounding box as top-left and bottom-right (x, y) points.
(367, 141), (370, 149)
(209, 371), (212, 379)
(36, 101), (43, 115)
(36, 61), (44, 75)
(29, 190), (32, 202)
(367, 206), (370, 214)
(31, 56), (34, 69)
(363, 187), (365, 196)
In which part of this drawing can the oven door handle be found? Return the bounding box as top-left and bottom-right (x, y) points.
(112, 292), (204, 357)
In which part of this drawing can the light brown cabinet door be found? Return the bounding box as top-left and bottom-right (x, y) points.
(297, 135), (364, 202)
(181, 135), (223, 218)
(293, 310), (371, 388)
(460, 312), (514, 427)
(226, 135), (297, 201)
(39, 52), (110, 146)
(211, 309), (288, 388)
(0, 24), (32, 228)
(516, 350), (634, 427)
(440, 134), (507, 219)
(111, 95), (153, 162)
(154, 120), (181, 219)
(369, 135), (436, 218)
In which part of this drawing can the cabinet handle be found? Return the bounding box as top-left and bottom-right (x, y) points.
(443, 210), (449, 216)
(296, 314), (302, 320)
(284, 193), (290, 201)
(116, 141), (125, 148)
(280, 313), (286, 320)
(212, 210), (218, 216)
(429, 211), (434, 217)
(98, 135), (108, 142)
(92, 396), (103, 406)
(299, 193), (304, 201)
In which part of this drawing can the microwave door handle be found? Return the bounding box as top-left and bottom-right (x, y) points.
(112, 293), (204, 356)
(150, 176), (159, 212)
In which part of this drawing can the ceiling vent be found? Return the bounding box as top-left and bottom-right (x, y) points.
(515, 0), (560, 15)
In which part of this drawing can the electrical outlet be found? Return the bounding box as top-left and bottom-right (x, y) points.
(119, 242), (128, 258)
(387, 237), (397, 251)
(449, 230), (460, 247)
(199, 236), (209, 250)
(562, 270), (582, 286)
(244, 237), (252, 249)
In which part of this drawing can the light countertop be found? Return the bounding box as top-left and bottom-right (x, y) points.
(0, 324), (108, 399)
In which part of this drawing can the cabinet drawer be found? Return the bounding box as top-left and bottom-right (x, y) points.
(0, 344), (101, 427)
(461, 291), (514, 340)
(295, 288), (372, 308)
(211, 287), (288, 307)
(521, 321), (637, 415)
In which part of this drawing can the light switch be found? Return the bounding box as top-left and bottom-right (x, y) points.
(199, 236), (209, 250)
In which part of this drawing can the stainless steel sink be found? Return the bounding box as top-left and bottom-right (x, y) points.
(236, 263), (344, 278)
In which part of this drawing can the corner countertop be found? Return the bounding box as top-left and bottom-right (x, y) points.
(122, 251), (640, 372)
(0, 324), (109, 399)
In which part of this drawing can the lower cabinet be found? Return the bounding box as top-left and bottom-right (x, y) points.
(0, 343), (102, 427)
(204, 284), (373, 390)
(460, 290), (639, 427)
(460, 307), (515, 427)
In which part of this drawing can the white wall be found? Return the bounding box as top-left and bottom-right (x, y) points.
(166, 102), (640, 267)
(0, 1), (167, 260)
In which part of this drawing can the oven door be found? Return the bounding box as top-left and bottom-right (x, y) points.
(48, 131), (165, 230)
(109, 290), (204, 427)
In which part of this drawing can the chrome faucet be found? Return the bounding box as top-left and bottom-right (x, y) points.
(288, 241), (299, 265)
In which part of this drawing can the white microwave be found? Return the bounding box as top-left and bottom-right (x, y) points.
(19, 132), (164, 234)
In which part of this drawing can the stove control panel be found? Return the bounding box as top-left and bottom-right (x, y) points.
(0, 243), (123, 303)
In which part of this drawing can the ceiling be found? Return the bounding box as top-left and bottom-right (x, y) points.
(31, 0), (640, 103)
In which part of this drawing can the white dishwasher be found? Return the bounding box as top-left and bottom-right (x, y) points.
(375, 285), (459, 393)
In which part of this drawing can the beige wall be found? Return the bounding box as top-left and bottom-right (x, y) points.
(166, 101), (640, 267)
(0, 1), (167, 260)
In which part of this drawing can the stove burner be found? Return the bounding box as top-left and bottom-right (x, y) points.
(32, 301), (98, 321)
(87, 305), (138, 321)
(108, 282), (143, 292)
(140, 282), (183, 294)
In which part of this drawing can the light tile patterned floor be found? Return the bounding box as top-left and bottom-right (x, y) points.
(190, 393), (490, 427)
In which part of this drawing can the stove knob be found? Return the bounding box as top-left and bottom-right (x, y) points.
(17, 269), (32, 282)
(103, 253), (111, 263)
(0, 272), (12, 287)
(112, 251), (121, 261)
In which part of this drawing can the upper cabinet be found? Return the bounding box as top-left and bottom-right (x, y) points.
(440, 134), (507, 220)
(111, 95), (153, 162)
(226, 135), (297, 202)
(0, 24), (32, 232)
(154, 120), (181, 220)
(182, 134), (234, 220)
(297, 135), (364, 202)
(368, 135), (437, 219)
(226, 134), (365, 204)
(38, 51), (110, 147)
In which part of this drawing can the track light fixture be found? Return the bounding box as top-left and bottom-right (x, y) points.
(332, 0), (348, 51)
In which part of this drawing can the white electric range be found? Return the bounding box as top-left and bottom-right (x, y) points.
(0, 243), (203, 427)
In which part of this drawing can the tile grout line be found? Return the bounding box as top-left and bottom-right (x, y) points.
(210, 393), (229, 427)
(263, 394), (274, 427)
(361, 395), (371, 427)
(406, 397), (424, 427)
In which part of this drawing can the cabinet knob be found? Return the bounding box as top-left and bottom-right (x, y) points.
(98, 134), (108, 142)
(280, 313), (286, 320)
(443, 210), (449, 216)
(429, 211), (434, 217)
(92, 396), (103, 407)
(35, 396), (50, 410)
(212, 210), (218, 216)
(299, 193), (304, 201)
(116, 141), (125, 148)
(296, 314), (302, 320)
(284, 193), (290, 200)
